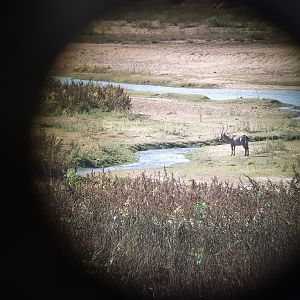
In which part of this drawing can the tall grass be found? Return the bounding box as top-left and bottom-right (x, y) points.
(42, 78), (131, 115)
(35, 137), (300, 300)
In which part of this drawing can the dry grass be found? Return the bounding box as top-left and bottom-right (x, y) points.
(37, 91), (300, 144)
(37, 168), (300, 300)
(171, 140), (300, 182)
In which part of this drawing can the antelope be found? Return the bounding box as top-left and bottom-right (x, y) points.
(220, 126), (249, 156)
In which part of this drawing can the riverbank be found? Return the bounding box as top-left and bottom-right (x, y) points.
(34, 87), (300, 182)
(52, 41), (300, 91)
(110, 139), (300, 183)
(55, 77), (300, 106)
(51, 0), (300, 91)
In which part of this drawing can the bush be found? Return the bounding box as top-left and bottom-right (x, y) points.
(76, 144), (137, 168)
(33, 132), (136, 172)
(205, 14), (235, 27)
(41, 78), (131, 115)
(33, 132), (78, 178)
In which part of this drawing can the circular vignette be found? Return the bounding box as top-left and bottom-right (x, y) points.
(2, 1), (300, 300)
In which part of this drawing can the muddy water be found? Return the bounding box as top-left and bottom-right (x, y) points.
(56, 77), (300, 106)
(77, 147), (198, 175)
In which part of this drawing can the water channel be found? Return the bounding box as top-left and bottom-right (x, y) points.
(55, 77), (300, 174)
(77, 147), (198, 175)
(56, 76), (300, 106)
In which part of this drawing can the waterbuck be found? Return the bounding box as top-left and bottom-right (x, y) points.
(220, 126), (249, 156)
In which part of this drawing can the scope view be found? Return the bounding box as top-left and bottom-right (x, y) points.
(32, 1), (300, 299)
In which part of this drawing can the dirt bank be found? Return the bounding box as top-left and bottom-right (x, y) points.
(53, 41), (300, 90)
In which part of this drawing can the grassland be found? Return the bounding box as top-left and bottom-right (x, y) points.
(34, 81), (300, 182)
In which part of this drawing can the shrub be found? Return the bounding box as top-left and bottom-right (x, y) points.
(41, 78), (131, 115)
(66, 168), (81, 189)
(205, 14), (235, 27)
(33, 132), (78, 178)
(33, 133), (136, 172)
(37, 169), (300, 300)
(76, 144), (137, 168)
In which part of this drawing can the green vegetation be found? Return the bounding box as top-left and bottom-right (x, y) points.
(35, 82), (300, 176)
(34, 129), (138, 170)
(76, 144), (137, 168)
(164, 139), (300, 183)
(34, 132), (77, 178)
(204, 14), (236, 28)
(42, 78), (131, 115)
(37, 80), (137, 168)
(157, 92), (210, 102)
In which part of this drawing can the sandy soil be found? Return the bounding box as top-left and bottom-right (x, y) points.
(54, 41), (300, 90)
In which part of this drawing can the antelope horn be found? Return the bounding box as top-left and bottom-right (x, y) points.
(221, 124), (224, 134)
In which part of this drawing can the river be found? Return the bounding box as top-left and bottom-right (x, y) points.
(77, 147), (198, 175)
(56, 76), (299, 175)
(56, 76), (300, 106)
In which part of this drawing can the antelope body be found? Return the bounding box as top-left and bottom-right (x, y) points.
(221, 127), (249, 156)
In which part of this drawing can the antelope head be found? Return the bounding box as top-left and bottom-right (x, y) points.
(220, 125), (229, 141)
